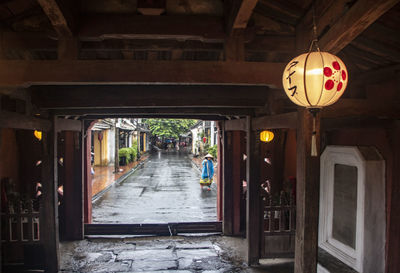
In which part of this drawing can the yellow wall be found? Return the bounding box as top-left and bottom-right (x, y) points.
(93, 130), (109, 166)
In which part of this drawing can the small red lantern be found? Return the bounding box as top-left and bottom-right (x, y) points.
(203, 137), (207, 143)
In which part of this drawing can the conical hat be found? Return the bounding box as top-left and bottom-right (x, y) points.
(204, 154), (214, 159)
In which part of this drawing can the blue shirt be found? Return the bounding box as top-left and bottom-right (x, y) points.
(201, 159), (214, 179)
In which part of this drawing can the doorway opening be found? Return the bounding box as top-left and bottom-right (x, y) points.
(64, 118), (222, 236)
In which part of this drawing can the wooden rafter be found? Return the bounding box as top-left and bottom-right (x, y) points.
(296, 0), (400, 53)
(37, 0), (73, 36)
(0, 60), (285, 87)
(319, 0), (400, 53)
(226, 0), (259, 35)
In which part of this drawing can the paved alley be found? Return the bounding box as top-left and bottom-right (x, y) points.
(92, 151), (217, 223)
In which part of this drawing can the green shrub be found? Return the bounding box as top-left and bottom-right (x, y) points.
(119, 148), (132, 163)
(128, 146), (138, 161)
(207, 145), (217, 160)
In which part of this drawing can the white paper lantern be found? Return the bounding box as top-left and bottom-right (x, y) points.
(282, 52), (348, 109)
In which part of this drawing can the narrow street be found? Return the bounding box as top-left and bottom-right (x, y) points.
(92, 150), (217, 223)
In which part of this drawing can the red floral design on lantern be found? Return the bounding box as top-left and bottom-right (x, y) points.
(324, 67), (332, 77)
(325, 80), (334, 90)
(342, 70), (347, 81)
(337, 82), (343, 91)
(332, 61), (340, 70)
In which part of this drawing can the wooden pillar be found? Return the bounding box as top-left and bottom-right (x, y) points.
(246, 116), (261, 265)
(294, 108), (321, 273)
(84, 121), (93, 224)
(40, 117), (59, 272)
(63, 130), (84, 240)
(387, 121), (400, 273)
(223, 130), (234, 235)
(217, 121), (224, 221)
(232, 131), (245, 235)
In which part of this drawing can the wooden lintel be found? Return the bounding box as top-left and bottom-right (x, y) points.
(319, 0), (400, 54)
(31, 85), (270, 109)
(0, 111), (51, 131)
(252, 112), (298, 130)
(82, 114), (226, 121)
(0, 60), (284, 88)
(56, 118), (82, 132)
(37, 0), (74, 36)
(53, 107), (254, 117)
(225, 118), (246, 131)
(79, 15), (225, 42)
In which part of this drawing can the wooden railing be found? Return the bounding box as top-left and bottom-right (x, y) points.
(263, 194), (296, 235)
(1, 199), (40, 243)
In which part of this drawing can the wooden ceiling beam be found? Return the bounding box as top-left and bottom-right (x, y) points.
(53, 107), (254, 116)
(319, 0), (400, 54)
(0, 60), (285, 87)
(81, 114), (226, 120)
(226, 0), (259, 35)
(0, 111), (51, 131)
(37, 0), (74, 36)
(30, 85), (270, 109)
(79, 15), (225, 42)
(0, 33), (296, 54)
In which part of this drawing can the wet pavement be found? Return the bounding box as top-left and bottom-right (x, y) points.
(92, 151), (217, 223)
(60, 235), (294, 273)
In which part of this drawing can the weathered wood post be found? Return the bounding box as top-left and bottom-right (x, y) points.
(294, 108), (321, 273)
(63, 129), (84, 240)
(246, 116), (261, 265)
(41, 116), (60, 272)
(223, 129), (233, 235)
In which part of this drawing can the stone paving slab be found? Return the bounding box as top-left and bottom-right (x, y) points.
(117, 249), (175, 261)
(175, 241), (214, 249)
(119, 271), (191, 273)
(130, 259), (178, 271)
(176, 248), (218, 259)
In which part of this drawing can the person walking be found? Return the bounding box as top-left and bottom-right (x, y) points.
(200, 154), (214, 191)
